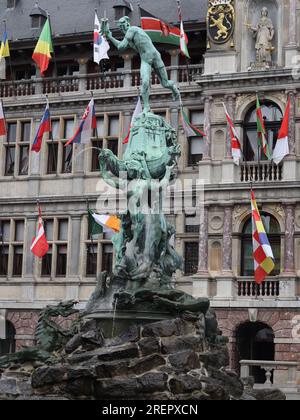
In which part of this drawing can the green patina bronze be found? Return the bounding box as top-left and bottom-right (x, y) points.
(98, 17), (209, 315)
(0, 300), (79, 367)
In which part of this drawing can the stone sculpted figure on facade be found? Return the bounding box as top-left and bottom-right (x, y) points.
(248, 7), (275, 63)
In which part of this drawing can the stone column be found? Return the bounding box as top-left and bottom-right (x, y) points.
(203, 97), (212, 159)
(284, 204), (295, 274)
(169, 49), (179, 83)
(197, 206), (209, 274)
(224, 95), (236, 158)
(77, 58), (88, 92)
(222, 206), (233, 273)
(69, 216), (82, 278)
(287, 91), (296, 156)
(288, 0), (297, 47)
(122, 54), (133, 89)
(285, 0), (298, 67)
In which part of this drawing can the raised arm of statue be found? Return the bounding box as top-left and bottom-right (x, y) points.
(102, 20), (131, 51)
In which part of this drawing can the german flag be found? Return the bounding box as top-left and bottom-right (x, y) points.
(32, 18), (53, 76)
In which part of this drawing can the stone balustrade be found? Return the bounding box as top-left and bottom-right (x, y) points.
(240, 161), (283, 182)
(0, 65), (204, 98)
(237, 278), (280, 298)
(240, 359), (298, 388)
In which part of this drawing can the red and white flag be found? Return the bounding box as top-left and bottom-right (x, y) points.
(0, 100), (6, 136)
(123, 97), (142, 144)
(31, 205), (49, 258)
(272, 97), (291, 165)
(223, 103), (242, 166)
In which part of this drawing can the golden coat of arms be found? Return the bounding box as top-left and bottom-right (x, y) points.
(207, 0), (235, 44)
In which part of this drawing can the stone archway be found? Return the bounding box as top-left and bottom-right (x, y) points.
(235, 321), (275, 384)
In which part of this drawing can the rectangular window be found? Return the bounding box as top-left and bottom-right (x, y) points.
(13, 245), (23, 276)
(0, 246), (9, 276)
(44, 220), (54, 242)
(56, 245), (67, 277)
(19, 145), (29, 175)
(47, 143), (58, 174)
(58, 219), (69, 242)
(21, 122), (31, 142)
(96, 117), (104, 137)
(7, 123), (17, 143)
(188, 137), (204, 166)
(51, 120), (60, 140)
(62, 145), (73, 174)
(91, 140), (103, 172)
(5, 146), (15, 176)
(15, 221), (24, 242)
(86, 244), (97, 276)
(107, 139), (118, 157)
(190, 110), (204, 126)
(102, 244), (113, 274)
(64, 119), (74, 139)
(184, 242), (199, 276)
(41, 246), (52, 277)
(185, 215), (200, 233)
(108, 116), (119, 137)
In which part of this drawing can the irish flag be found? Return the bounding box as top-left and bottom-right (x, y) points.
(90, 213), (121, 234)
(256, 96), (272, 160)
(140, 7), (184, 47)
(0, 100), (6, 136)
(32, 18), (53, 76)
(272, 97), (291, 165)
(31, 205), (49, 258)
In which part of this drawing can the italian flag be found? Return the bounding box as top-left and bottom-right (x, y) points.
(256, 96), (272, 160)
(32, 18), (53, 76)
(181, 108), (206, 137)
(272, 97), (291, 165)
(140, 7), (184, 47)
(0, 100), (6, 136)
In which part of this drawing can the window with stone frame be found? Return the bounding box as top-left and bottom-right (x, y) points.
(31, 14), (46, 29)
(84, 217), (114, 277)
(241, 213), (281, 277)
(184, 242), (199, 276)
(40, 218), (69, 278)
(89, 114), (121, 172)
(46, 118), (74, 175)
(243, 101), (283, 162)
(0, 219), (25, 277)
(187, 110), (205, 167)
(4, 121), (31, 177)
(0, 321), (16, 357)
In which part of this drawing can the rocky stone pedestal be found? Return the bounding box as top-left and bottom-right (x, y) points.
(0, 316), (286, 400)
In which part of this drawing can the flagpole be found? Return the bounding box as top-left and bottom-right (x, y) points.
(1, 98), (14, 173)
(2, 20), (15, 94)
(87, 198), (96, 272)
(177, 0), (191, 85)
(46, 12), (57, 77)
(45, 94), (58, 175)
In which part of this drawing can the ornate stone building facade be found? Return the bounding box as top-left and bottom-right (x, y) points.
(0, 0), (299, 388)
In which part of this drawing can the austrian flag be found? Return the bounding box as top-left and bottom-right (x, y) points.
(251, 191), (275, 284)
(31, 207), (49, 258)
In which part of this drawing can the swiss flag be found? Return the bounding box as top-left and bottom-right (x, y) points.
(31, 206), (49, 258)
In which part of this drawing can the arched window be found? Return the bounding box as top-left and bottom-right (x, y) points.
(241, 213), (281, 277)
(0, 321), (16, 356)
(244, 101), (283, 162)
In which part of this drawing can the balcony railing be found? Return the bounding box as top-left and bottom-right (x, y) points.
(237, 278), (280, 297)
(241, 162), (283, 182)
(0, 65), (204, 98)
(240, 360), (298, 389)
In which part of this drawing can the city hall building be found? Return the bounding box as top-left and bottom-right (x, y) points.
(0, 0), (299, 388)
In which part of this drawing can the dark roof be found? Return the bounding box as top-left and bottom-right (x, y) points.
(0, 0), (207, 42)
